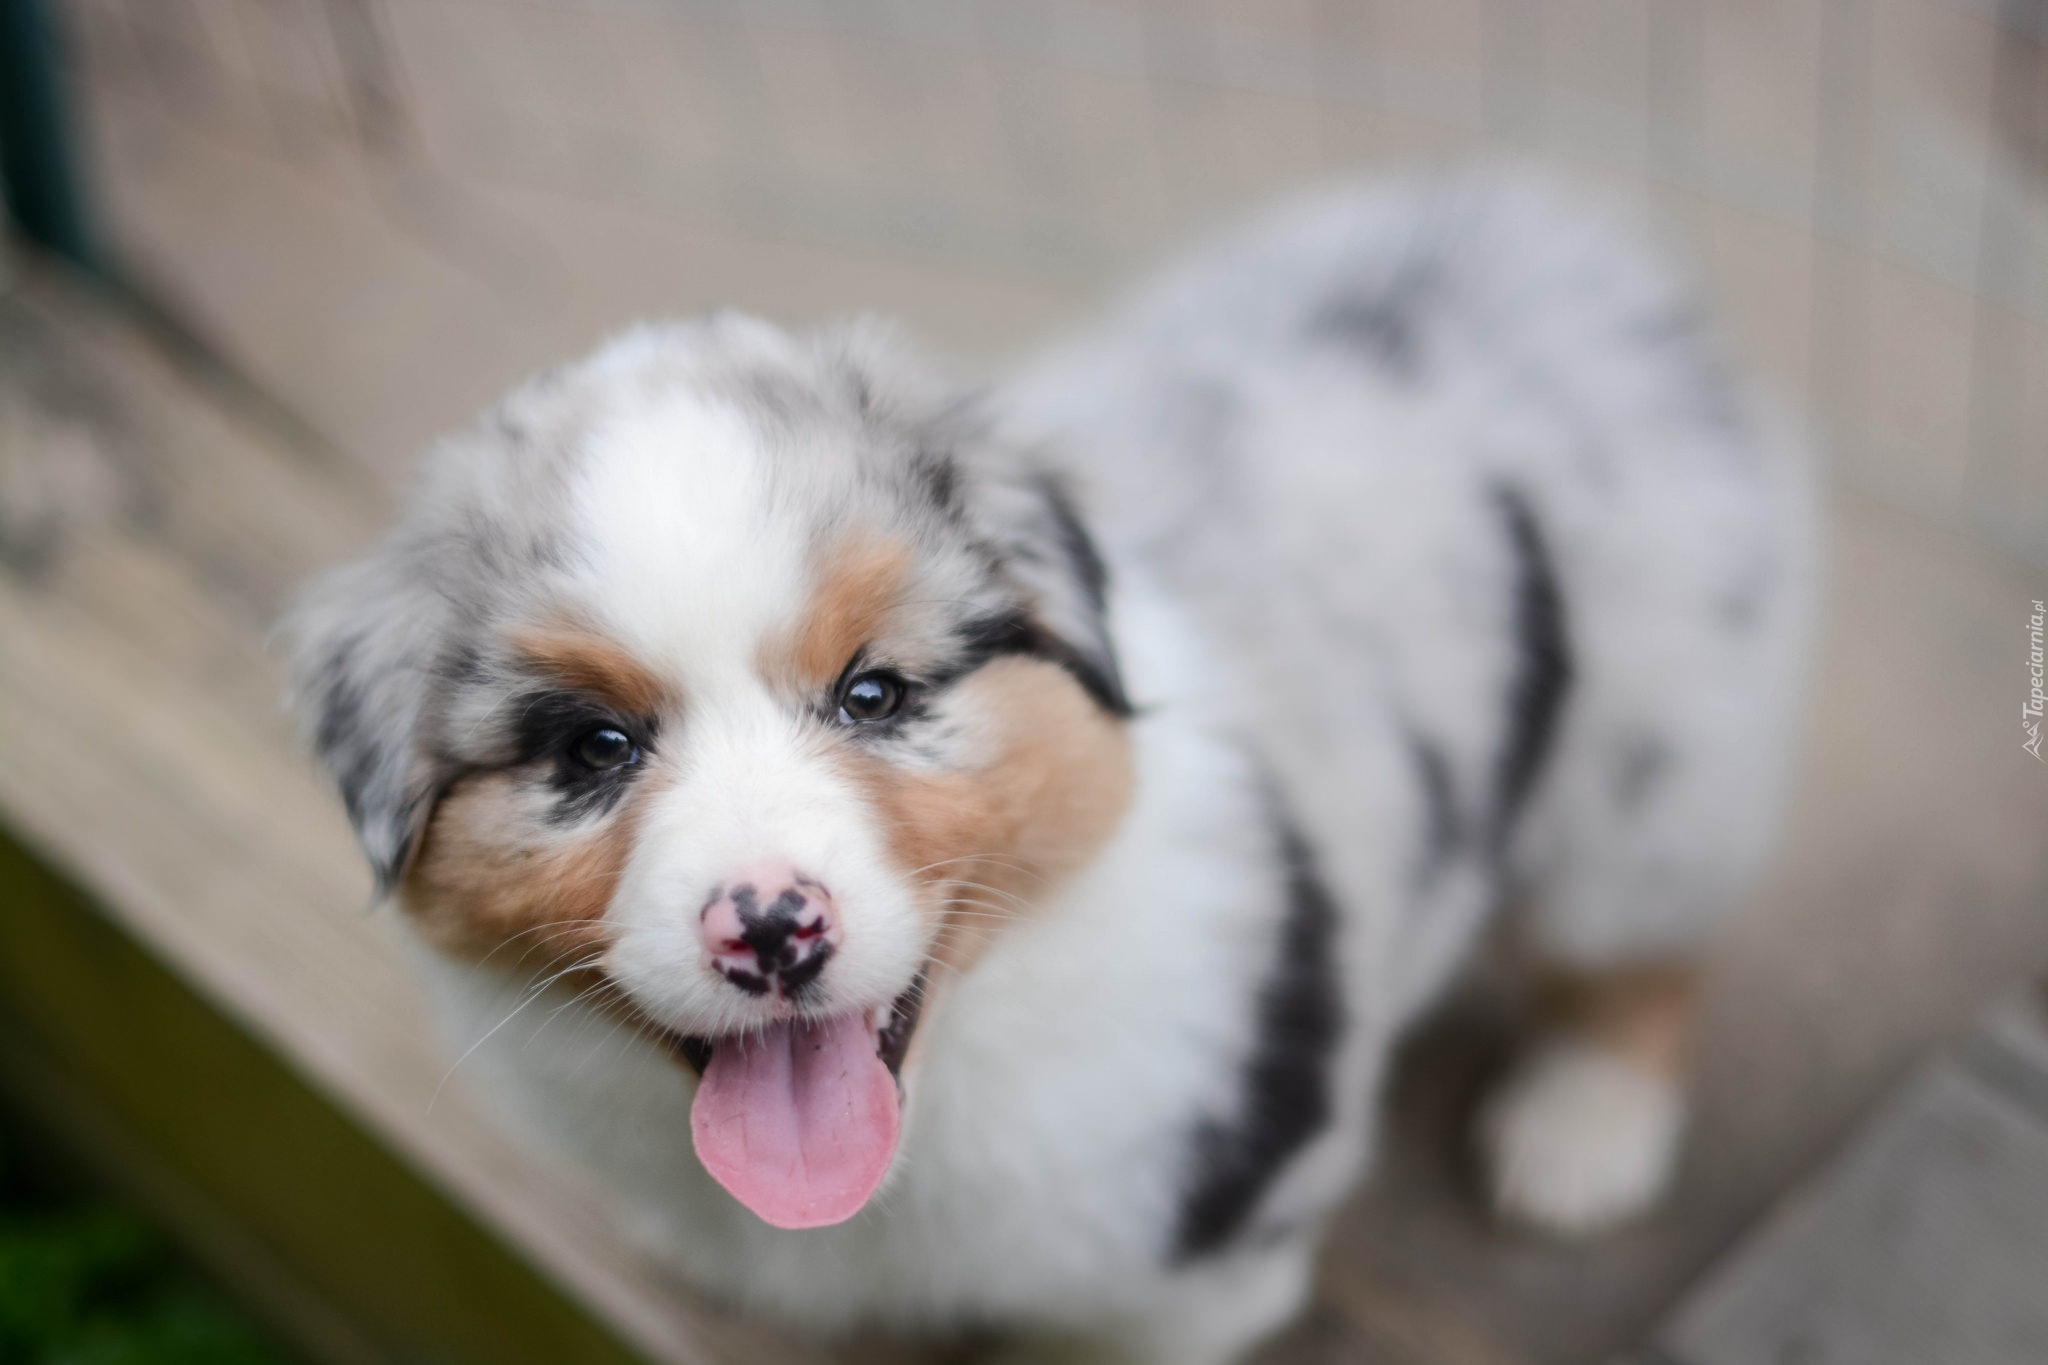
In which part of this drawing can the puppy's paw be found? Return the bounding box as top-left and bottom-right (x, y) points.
(1478, 1038), (1684, 1236)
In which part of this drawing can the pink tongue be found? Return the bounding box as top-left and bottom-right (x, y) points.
(690, 1013), (901, 1229)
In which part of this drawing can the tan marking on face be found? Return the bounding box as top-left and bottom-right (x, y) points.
(1539, 962), (1699, 1078)
(839, 655), (1134, 973)
(512, 624), (674, 717)
(401, 769), (663, 969)
(762, 536), (915, 693)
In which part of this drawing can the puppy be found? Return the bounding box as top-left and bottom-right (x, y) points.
(289, 172), (1810, 1364)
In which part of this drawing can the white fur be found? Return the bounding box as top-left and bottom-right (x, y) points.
(1480, 1039), (1687, 1235)
(571, 387), (809, 676)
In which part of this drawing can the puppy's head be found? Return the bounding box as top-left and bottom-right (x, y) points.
(289, 317), (1133, 1229)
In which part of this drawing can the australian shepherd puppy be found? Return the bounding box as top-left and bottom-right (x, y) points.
(289, 173), (1810, 1363)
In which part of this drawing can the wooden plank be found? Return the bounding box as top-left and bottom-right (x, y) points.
(0, 827), (647, 1365)
(1657, 1057), (2048, 1365)
(1967, 987), (2048, 1127)
(1980, 987), (2048, 1083)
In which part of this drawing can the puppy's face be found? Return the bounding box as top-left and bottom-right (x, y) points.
(292, 320), (1133, 1228)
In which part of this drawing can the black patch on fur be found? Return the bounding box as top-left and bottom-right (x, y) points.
(1172, 800), (1344, 1263)
(1022, 471), (1128, 713)
(314, 668), (375, 825)
(435, 641), (492, 689)
(1490, 485), (1573, 848)
(1034, 473), (1111, 615)
(1407, 732), (1461, 888)
(934, 608), (1132, 718)
(1308, 248), (1441, 381)
(507, 689), (654, 825)
(911, 448), (963, 520)
(942, 610), (1037, 676)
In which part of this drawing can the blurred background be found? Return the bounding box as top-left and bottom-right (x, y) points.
(44, 0), (2048, 550)
(1, 2), (2045, 1363)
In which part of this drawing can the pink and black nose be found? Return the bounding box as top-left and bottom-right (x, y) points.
(700, 863), (839, 999)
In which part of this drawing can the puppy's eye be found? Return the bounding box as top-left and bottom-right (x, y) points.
(572, 726), (636, 770)
(838, 671), (906, 724)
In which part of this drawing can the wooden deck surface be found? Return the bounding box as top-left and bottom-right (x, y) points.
(1655, 990), (2048, 1365)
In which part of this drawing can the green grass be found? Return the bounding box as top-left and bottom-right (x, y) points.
(0, 1117), (296, 1365)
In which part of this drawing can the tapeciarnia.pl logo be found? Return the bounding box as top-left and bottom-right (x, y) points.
(2028, 599), (2046, 761)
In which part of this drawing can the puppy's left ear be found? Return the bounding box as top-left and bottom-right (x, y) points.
(283, 544), (456, 895)
(967, 457), (1131, 718)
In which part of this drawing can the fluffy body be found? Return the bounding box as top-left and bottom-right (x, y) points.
(291, 171), (1811, 1364)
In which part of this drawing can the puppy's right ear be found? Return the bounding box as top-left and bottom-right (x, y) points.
(285, 545), (454, 895)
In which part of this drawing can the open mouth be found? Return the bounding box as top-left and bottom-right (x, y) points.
(668, 971), (926, 1080)
(657, 972), (928, 1231)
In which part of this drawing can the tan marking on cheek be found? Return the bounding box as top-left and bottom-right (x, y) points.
(843, 656), (1135, 973)
(762, 536), (914, 693)
(401, 770), (665, 969)
(1539, 962), (1699, 1078)
(511, 624), (674, 717)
